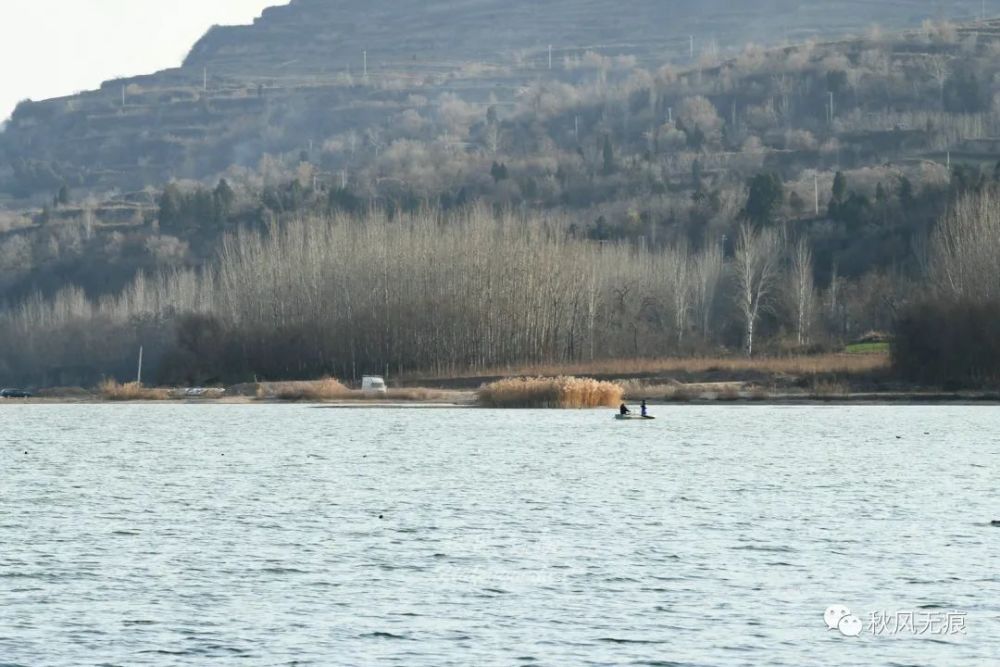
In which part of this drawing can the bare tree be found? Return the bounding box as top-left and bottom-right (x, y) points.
(665, 243), (692, 345)
(732, 222), (782, 357)
(786, 236), (816, 346)
(691, 242), (723, 340)
(930, 187), (1000, 302)
(924, 54), (950, 107)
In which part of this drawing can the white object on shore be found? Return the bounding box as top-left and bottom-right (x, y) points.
(362, 375), (388, 395)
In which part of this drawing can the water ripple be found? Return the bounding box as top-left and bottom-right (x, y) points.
(1, 404), (997, 665)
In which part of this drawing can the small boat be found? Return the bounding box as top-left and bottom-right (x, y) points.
(615, 414), (656, 420)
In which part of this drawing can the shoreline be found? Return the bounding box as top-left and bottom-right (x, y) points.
(3, 392), (999, 407)
(5, 355), (996, 406)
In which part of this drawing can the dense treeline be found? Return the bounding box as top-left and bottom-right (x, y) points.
(893, 187), (1000, 386)
(894, 298), (1000, 386)
(0, 206), (885, 387)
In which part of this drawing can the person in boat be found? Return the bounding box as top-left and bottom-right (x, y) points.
(619, 403), (631, 416)
(641, 400), (648, 418)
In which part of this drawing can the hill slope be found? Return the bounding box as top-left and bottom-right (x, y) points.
(0, 0), (988, 200)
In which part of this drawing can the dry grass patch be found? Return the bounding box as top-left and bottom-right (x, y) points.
(35, 386), (93, 399)
(478, 376), (624, 409)
(621, 381), (680, 400)
(268, 378), (351, 401)
(622, 380), (698, 401)
(98, 380), (170, 401)
(427, 353), (889, 380)
(244, 378), (469, 402)
(385, 387), (448, 401)
(715, 385), (743, 401)
(810, 379), (851, 398)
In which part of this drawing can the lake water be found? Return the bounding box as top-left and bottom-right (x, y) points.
(1, 405), (998, 665)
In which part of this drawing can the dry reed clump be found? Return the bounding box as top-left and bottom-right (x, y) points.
(477, 376), (624, 409)
(98, 380), (170, 401)
(270, 378), (351, 401)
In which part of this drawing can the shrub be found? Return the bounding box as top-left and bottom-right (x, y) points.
(477, 376), (624, 408)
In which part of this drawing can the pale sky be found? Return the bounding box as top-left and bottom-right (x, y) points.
(0, 0), (287, 121)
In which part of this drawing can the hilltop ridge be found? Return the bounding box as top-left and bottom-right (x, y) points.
(0, 0), (987, 200)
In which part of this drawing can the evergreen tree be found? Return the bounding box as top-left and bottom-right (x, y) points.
(213, 179), (235, 223)
(898, 176), (915, 207)
(602, 135), (616, 175)
(832, 171), (847, 204)
(789, 191), (806, 215)
(744, 172), (784, 226)
(875, 182), (888, 205)
(490, 161), (509, 182)
(691, 159), (703, 190)
(158, 184), (184, 229)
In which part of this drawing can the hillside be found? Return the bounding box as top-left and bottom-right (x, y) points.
(0, 0), (988, 201)
(3, 3), (1000, 386)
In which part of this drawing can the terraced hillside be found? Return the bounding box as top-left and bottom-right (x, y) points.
(183, 0), (962, 75)
(0, 0), (990, 201)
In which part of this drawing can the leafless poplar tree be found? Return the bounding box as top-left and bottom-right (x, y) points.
(732, 222), (782, 357)
(787, 236), (816, 346)
(691, 242), (723, 340)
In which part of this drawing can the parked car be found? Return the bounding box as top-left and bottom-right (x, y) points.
(361, 375), (388, 395)
(1, 388), (33, 399)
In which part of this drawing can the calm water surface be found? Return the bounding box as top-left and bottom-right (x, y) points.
(1, 405), (998, 665)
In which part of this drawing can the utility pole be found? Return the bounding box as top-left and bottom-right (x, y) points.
(828, 91), (835, 125)
(548, 44), (553, 70)
(813, 174), (820, 215)
(121, 85), (126, 108)
(341, 169), (347, 189)
(136, 346), (143, 386)
(363, 50), (368, 78)
(667, 106), (673, 124)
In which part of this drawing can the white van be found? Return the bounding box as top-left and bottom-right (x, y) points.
(362, 375), (388, 395)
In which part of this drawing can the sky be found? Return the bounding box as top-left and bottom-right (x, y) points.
(0, 0), (286, 121)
